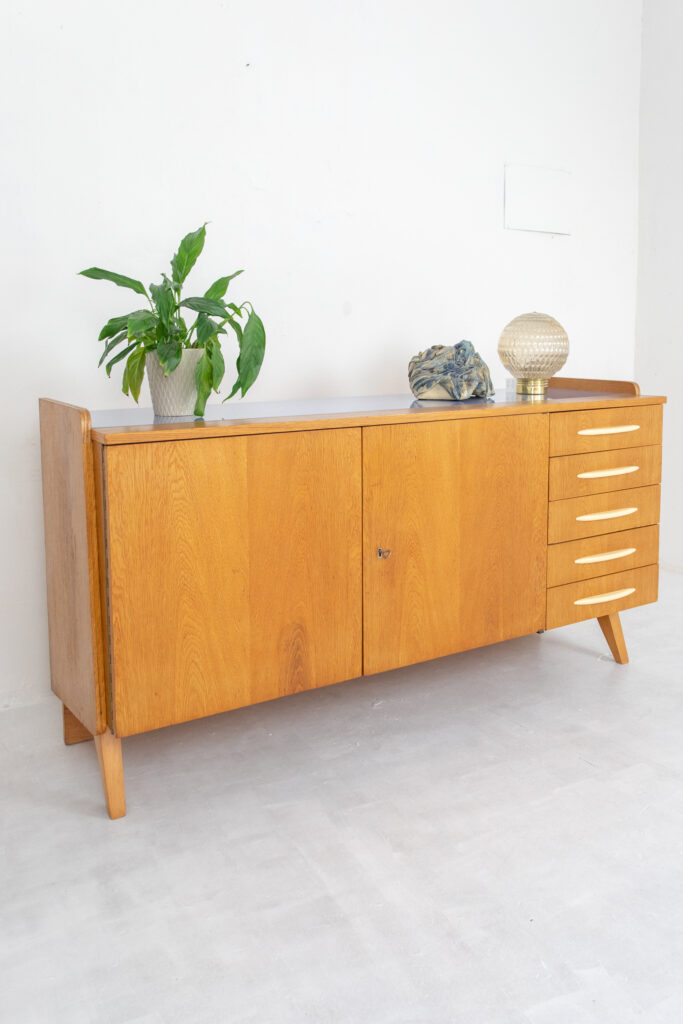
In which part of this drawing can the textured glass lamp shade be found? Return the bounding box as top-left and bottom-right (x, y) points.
(498, 312), (569, 396)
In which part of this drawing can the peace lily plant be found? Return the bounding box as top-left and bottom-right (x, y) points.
(80, 224), (266, 417)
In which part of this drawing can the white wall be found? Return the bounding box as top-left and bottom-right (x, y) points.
(1, 0), (643, 708)
(636, 0), (682, 572)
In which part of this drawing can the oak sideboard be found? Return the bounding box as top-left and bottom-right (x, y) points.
(39, 377), (666, 818)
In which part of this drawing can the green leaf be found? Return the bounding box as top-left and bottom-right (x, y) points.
(98, 330), (128, 367)
(150, 282), (176, 325)
(196, 312), (226, 348)
(156, 339), (183, 375)
(162, 272), (180, 292)
(179, 296), (231, 318)
(196, 313), (217, 348)
(208, 339), (225, 390)
(237, 310), (266, 396)
(79, 267), (148, 297)
(194, 349), (213, 417)
(225, 316), (243, 344)
(204, 270), (244, 301)
(127, 310), (158, 338)
(171, 224), (206, 285)
(222, 317), (244, 398)
(222, 310), (265, 403)
(98, 313), (137, 341)
(124, 347), (147, 403)
(106, 341), (140, 377)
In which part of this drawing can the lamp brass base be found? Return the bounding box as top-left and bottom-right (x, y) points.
(516, 378), (549, 396)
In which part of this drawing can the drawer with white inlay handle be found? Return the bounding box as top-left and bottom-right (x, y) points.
(549, 404), (662, 456)
(546, 564), (659, 629)
(547, 525), (659, 587)
(548, 445), (662, 500)
(547, 485), (661, 543)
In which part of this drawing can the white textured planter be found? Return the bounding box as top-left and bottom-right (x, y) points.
(146, 349), (203, 417)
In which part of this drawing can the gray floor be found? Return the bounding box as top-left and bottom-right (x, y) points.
(2, 573), (682, 1024)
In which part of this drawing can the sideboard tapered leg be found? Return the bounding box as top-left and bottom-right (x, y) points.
(94, 731), (126, 819)
(63, 704), (93, 745)
(597, 612), (629, 664)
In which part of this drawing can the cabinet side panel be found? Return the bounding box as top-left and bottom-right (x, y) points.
(363, 415), (548, 674)
(105, 437), (251, 736)
(247, 428), (362, 698)
(38, 399), (106, 734)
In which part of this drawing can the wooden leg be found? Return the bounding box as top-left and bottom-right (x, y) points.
(63, 704), (93, 745)
(597, 612), (629, 664)
(94, 731), (126, 819)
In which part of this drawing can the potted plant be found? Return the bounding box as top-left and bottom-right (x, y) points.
(80, 223), (266, 417)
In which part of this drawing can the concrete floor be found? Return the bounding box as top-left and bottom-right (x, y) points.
(2, 572), (682, 1024)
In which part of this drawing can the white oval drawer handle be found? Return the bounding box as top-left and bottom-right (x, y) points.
(577, 424), (640, 436)
(576, 506), (638, 522)
(574, 587), (636, 606)
(574, 547), (637, 565)
(577, 465), (639, 480)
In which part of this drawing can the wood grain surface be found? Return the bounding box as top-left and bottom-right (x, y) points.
(549, 404), (662, 456)
(546, 564), (658, 630)
(548, 376), (640, 396)
(104, 429), (362, 736)
(94, 731), (126, 819)
(548, 485), (661, 544)
(549, 445), (662, 500)
(245, 430), (362, 704)
(38, 399), (106, 735)
(92, 441), (113, 728)
(547, 525), (660, 588)
(62, 705), (93, 745)
(598, 612), (629, 664)
(362, 415), (549, 675)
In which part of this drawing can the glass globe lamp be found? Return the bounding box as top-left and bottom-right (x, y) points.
(498, 312), (569, 396)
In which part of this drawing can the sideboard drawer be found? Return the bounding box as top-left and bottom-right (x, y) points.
(547, 525), (659, 587)
(549, 445), (662, 500)
(548, 484), (661, 543)
(550, 404), (662, 456)
(547, 564), (658, 629)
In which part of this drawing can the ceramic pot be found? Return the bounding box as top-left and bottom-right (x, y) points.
(146, 349), (202, 417)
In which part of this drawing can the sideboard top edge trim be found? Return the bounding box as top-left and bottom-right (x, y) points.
(91, 396), (666, 445)
(87, 394), (666, 445)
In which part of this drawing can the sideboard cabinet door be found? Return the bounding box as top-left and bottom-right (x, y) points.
(103, 429), (362, 736)
(363, 415), (549, 674)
